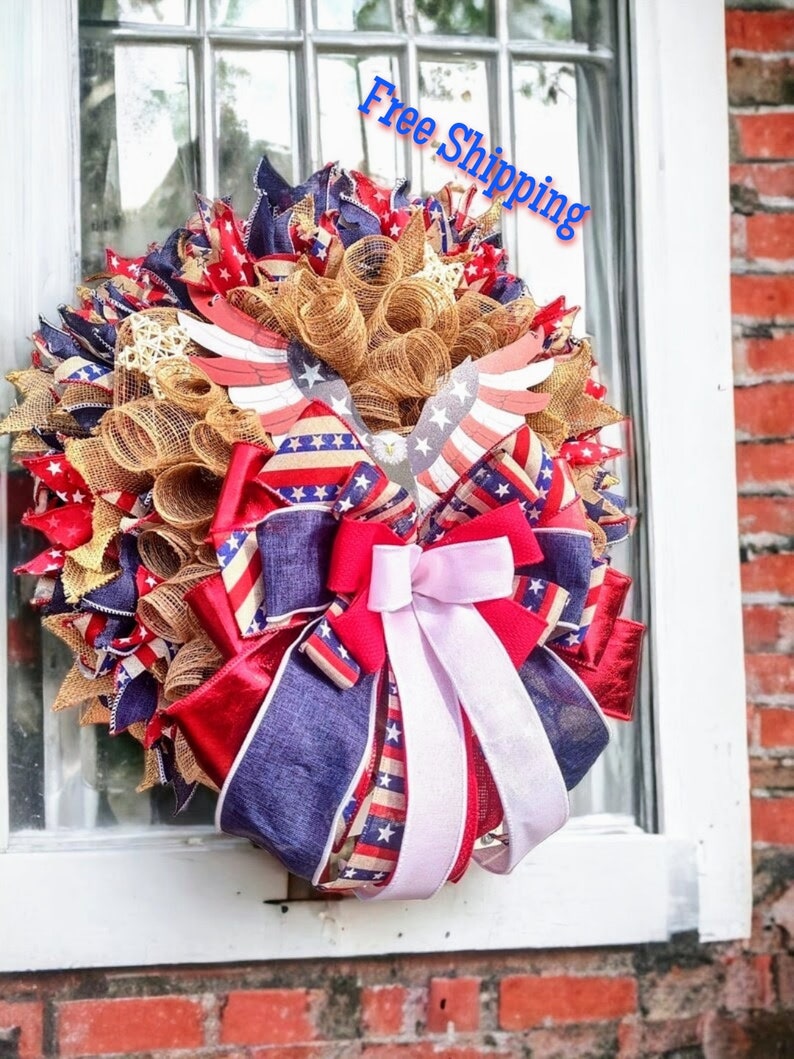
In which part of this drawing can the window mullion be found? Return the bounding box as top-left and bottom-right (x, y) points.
(301, 0), (321, 173)
(494, 0), (517, 270)
(197, 0), (216, 198)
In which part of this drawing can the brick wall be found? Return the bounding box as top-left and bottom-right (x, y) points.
(1, 4), (792, 1057)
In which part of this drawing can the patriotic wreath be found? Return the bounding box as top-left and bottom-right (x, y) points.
(3, 158), (643, 900)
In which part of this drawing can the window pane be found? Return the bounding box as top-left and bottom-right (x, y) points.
(79, 39), (198, 275)
(511, 61), (587, 318)
(314, 0), (394, 32)
(79, 0), (190, 26)
(318, 55), (402, 181)
(415, 0), (494, 36)
(216, 50), (296, 211)
(211, 0), (295, 30)
(417, 57), (491, 195)
(508, 0), (614, 48)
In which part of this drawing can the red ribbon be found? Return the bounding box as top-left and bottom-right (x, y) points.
(326, 501), (548, 675)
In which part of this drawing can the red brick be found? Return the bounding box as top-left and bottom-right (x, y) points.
(361, 986), (407, 1037)
(498, 975), (637, 1029)
(775, 952), (794, 1007)
(744, 334), (794, 375)
(760, 707), (794, 748)
(426, 978), (480, 1034)
(732, 162), (794, 200)
(57, 996), (204, 1057)
(729, 55), (794, 108)
(736, 441), (794, 491)
(726, 10), (794, 52)
(722, 954), (776, 1010)
(742, 554), (794, 596)
(220, 989), (319, 1047)
(618, 1015), (701, 1058)
(735, 113), (794, 161)
(733, 213), (748, 258)
(731, 275), (794, 321)
(739, 496), (794, 537)
(641, 965), (724, 1022)
(743, 604), (783, 651)
(745, 653), (794, 697)
(0, 1001), (43, 1059)
(752, 796), (794, 843)
(747, 214), (794, 260)
(735, 381), (794, 438)
(361, 1047), (503, 1059)
(751, 755), (794, 790)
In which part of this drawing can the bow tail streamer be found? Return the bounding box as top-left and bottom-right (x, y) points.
(414, 597), (570, 875)
(357, 607), (469, 902)
(217, 628), (380, 882)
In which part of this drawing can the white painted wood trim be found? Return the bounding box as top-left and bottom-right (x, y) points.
(0, 0), (750, 971)
(0, 826), (697, 971)
(631, 0), (752, 942)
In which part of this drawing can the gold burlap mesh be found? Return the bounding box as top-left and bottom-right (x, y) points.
(348, 378), (402, 434)
(365, 278), (454, 351)
(153, 358), (225, 415)
(152, 462), (223, 531)
(52, 665), (115, 712)
(189, 421), (232, 476)
(114, 363), (153, 407)
(80, 698), (112, 727)
(296, 282), (368, 377)
(61, 497), (122, 602)
(396, 208), (428, 276)
(0, 370), (56, 435)
(100, 399), (200, 471)
(174, 730), (218, 790)
(367, 330), (451, 400)
(206, 401), (271, 445)
(136, 563), (215, 644)
(65, 436), (152, 496)
(164, 636), (224, 703)
(338, 236), (405, 319)
(10, 432), (50, 461)
(60, 382), (113, 414)
(137, 525), (196, 580)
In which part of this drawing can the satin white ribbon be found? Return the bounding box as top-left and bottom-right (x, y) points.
(359, 537), (569, 902)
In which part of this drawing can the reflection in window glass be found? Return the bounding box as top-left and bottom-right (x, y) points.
(216, 50), (296, 211)
(314, 0), (393, 31)
(318, 56), (402, 182)
(511, 61), (587, 319)
(418, 58), (491, 196)
(508, 0), (612, 48)
(210, 0), (294, 30)
(79, 41), (198, 274)
(508, 0), (572, 41)
(415, 0), (494, 36)
(79, 0), (189, 26)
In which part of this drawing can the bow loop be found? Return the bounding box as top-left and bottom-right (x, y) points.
(368, 538), (515, 613)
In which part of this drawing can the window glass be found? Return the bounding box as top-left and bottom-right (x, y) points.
(80, 0), (190, 26)
(211, 0), (295, 29)
(314, 0), (394, 32)
(415, 0), (494, 36)
(216, 49), (297, 207)
(79, 39), (198, 274)
(318, 55), (403, 182)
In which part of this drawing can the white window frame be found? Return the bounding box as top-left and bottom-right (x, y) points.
(0, 0), (750, 972)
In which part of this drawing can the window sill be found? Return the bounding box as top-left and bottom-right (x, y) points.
(0, 820), (700, 971)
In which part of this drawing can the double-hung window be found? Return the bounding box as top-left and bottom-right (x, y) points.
(0, 0), (750, 971)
